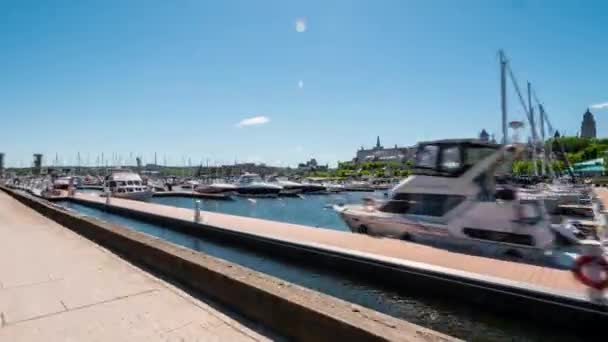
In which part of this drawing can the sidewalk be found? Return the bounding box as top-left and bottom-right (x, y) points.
(0, 191), (272, 341)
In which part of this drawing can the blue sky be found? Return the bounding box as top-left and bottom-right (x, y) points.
(1, 0), (607, 167)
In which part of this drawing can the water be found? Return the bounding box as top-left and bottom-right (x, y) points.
(150, 191), (383, 230)
(58, 200), (583, 341)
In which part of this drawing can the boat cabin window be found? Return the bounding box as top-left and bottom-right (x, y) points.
(108, 181), (117, 187)
(441, 146), (461, 171)
(116, 181), (126, 186)
(414, 142), (498, 177)
(127, 181), (133, 185)
(379, 193), (465, 216)
(415, 145), (439, 169)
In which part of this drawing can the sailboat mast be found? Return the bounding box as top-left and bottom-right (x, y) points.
(527, 82), (538, 177)
(500, 50), (508, 144)
(539, 100), (546, 176)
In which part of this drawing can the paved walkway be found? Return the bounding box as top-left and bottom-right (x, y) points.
(0, 191), (272, 341)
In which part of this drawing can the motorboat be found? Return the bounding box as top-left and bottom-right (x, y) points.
(343, 181), (375, 192)
(82, 175), (103, 186)
(298, 179), (327, 194)
(324, 182), (345, 193)
(180, 179), (200, 190)
(235, 173), (282, 197)
(267, 176), (304, 196)
(335, 139), (604, 268)
(53, 176), (73, 190)
(104, 170), (153, 201)
(147, 179), (167, 192)
(194, 180), (238, 198)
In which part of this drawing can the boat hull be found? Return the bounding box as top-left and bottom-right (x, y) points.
(236, 188), (281, 197)
(110, 190), (153, 202)
(335, 205), (575, 268)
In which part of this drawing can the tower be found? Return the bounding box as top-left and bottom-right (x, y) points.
(375, 136), (383, 149)
(479, 129), (490, 142)
(580, 108), (597, 138)
(0, 153), (4, 177)
(33, 154), (43, 175)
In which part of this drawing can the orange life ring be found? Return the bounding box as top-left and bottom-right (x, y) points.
(572, 255), (608, 290)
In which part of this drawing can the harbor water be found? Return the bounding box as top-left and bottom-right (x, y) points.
(151, 191), (384, 230)
(58, 199), (583, 341)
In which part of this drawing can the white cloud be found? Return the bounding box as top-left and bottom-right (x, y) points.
(590, 102), (608, 110)
(236, 116), (270, 127)
(295, 18), (307, 33)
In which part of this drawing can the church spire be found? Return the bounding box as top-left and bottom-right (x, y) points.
(376, 136), (382, 149)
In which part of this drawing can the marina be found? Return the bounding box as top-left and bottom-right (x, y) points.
(2, 182), (607, 340)
(3, 3), (608, 340)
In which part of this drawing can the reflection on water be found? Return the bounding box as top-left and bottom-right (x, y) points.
(58, 200), (581, 341)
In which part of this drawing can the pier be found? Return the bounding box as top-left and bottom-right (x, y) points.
(52, 191), (608, 329)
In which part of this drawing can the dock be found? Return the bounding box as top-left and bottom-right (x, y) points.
(63, 191), (608, 328)
(0, 191), (269, 341)
(152, 190), (234, 200)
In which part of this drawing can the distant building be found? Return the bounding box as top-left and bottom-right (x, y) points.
(33, 154), (43, 175)
(479, 129), (489, 142)
(580, 108), (597, 138)
(354, 136), (415, 163)
(297, 158), (328, 171)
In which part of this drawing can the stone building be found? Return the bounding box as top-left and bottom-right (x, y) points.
(354, 136), (414, 163)
(580, 108), (597, 138)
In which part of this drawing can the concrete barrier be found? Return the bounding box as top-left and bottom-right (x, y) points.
(0, 186), (454, 342)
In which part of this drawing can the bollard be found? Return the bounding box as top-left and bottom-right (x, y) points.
(194, 200), (201, 222)
(105, 190), (111, 205)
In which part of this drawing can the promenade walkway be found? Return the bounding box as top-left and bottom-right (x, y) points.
(0, 191), (272, 341)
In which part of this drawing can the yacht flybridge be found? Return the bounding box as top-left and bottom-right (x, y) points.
(335, 139), (604, 267)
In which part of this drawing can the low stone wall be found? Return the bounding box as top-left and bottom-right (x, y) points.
(0, 187), (453, 342)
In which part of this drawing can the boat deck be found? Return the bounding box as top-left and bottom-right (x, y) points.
(71, 192), (591, 296)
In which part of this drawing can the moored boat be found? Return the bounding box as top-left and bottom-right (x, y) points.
(235, 173), (282, 198)
(335, 139), (605, 268)
(104, 169), (153, 201)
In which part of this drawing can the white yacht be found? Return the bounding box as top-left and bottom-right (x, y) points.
(194, 179), (238, 198)
(343, 180), (375, 192)
(335, 139), (604, 267)
(53, 176), (73, 190)
(235, 173), (282, 197)
(104, 170), (153, 201)
(180, 180), (200, 190)
(267, 176), (304, 196)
